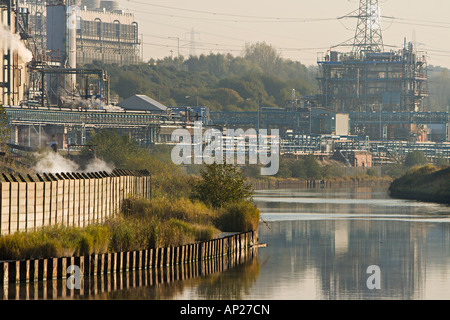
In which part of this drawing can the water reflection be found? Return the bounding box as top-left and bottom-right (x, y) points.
(253, 187), (450, 300)
(4, 187), (450, 300)
(1, 248), (258, 300)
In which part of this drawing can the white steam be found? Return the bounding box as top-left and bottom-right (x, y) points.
(0, 24), (33, 63)
(34, 151), (114, 174)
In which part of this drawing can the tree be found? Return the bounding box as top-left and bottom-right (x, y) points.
(191, 163), (253, 208)
(0, 104), (10, 154)
(404, 150), (428, 167)
(244, 42), (281, 76)
(303, 154), (322, 179)
(112, 71), (147, 99)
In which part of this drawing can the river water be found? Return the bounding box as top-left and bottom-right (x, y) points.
(5, 186), (450, 300)
(175, 186), (450, 300)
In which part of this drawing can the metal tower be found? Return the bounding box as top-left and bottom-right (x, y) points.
(352, 0), (384, 54)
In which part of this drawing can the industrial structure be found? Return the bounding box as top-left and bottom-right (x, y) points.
(18, 0), (140, 66)
(312, 0), (429, 141)
(0, 0), (450, 169)
(1, 0), (31, 106)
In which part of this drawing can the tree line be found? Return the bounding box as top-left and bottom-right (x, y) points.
(83, 42), (318, 112)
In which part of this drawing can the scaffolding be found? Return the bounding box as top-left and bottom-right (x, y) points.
(317, 42), (428, 114)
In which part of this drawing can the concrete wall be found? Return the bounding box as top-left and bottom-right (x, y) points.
(0, 170), (151, 236)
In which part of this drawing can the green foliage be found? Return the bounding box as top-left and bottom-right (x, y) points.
(0, 224), (111, 260)
(389, 165), (450, 204)
(216, 200), (261, 233)
(404, 150), (428, 167)
(274, 155), (323, 180)
(0, 104), (10, 154)
(86, 43), (318, 111)
(191, 163), (253, 208)
(84, 129), (193, 198)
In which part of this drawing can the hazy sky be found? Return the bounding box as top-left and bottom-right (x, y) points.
(117, 0), (450, 68)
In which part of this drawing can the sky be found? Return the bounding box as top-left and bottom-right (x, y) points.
(117, 0), (450, 68)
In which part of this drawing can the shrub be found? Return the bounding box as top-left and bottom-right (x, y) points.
(216, 200), (260, 233)
(404, 150), (428, 167)
(191, 163), (253, 208)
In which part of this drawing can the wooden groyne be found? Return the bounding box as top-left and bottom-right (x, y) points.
(1, 246), (257, 300)
(251, 178), (392, 191)
(0, 231), (257, 288)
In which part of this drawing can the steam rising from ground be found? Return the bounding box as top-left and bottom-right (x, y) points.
(0, 24), (33, 63)
(34, 151), (114, 174)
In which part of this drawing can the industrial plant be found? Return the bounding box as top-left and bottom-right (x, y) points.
(0, 0), (449, 167)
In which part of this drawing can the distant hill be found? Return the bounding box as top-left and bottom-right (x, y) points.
(389, 165), (450, 204)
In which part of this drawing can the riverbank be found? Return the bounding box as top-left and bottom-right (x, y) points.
(389, 165), (450, 204)
(0, 230), (257, 287)
(250, 176), (392, 191)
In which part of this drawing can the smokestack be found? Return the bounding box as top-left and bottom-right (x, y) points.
(67, 3), (79, 89)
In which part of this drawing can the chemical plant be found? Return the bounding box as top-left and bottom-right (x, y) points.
(1, 0), (450, 167)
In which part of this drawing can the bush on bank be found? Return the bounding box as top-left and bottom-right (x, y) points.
(216, 200), (261, 233)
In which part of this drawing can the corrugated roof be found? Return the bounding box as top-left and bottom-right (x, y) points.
(118, 94), (168, 112)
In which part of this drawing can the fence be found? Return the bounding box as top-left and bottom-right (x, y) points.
(0, 170), (152, 236)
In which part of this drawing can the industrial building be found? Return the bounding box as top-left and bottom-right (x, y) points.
(0, 0), (30, 106)
(18, 0), (140, 66)
(76, 1), (140, 65)
(312, 0), (429, 141)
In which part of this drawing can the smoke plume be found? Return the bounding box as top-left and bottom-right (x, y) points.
(0, 24), (33, 63)
(34, 151), (115, 174)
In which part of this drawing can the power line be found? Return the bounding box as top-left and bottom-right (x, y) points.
(126, 0), (338, 22)
(124, 7), (337, 23)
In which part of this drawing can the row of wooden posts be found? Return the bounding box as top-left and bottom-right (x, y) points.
(0, 169), (152, 236)
(0, 231), (258, 286)
(251, 178), (391, 190)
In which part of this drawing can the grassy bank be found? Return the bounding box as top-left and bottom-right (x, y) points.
(0, 196), (260, 261)
(389, 165), (450, 204)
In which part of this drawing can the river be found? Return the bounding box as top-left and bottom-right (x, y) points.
(5, 186), (450, 300)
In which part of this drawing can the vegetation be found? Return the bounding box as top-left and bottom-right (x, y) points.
(389, 165), (450, 204)
(0, 104), (9, 154)
(216, 200), (261, 233)
(84, 42), (318, 112)
(0, 132), (260, 260)
(0, 224), (111, 261)
(191, 163), (253, 208)
(404, 150), (428, 167)
(77, 44), (450, 113)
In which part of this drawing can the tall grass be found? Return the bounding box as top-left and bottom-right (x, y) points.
(0, 197), (224, 261)
(0, 224), (111, 260)
(216, 201), (261, 233)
